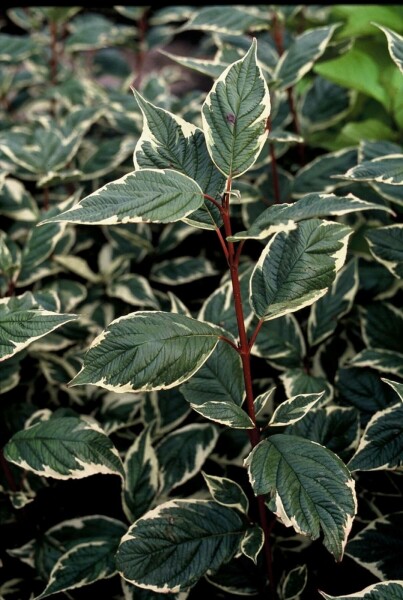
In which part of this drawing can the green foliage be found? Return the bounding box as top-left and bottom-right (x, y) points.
(1, 5), (402, 600)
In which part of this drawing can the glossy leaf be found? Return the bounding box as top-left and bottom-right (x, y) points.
(202, 39), (271, 178)
(71, 311), (222, 392)
(246, 434), (357, 559)
(269, 393), (324, 427)
(203, 473), (249, 513)
(249, 219), (352, 320)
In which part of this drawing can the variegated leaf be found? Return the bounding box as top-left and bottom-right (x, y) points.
(320, 580), (403, 599)
(274, 25), (339, 90)
(71, 311), (222, 393)
(116, 499), (248, 593)
(106, 274), (159, 309)
(150, 256), (218, 286)
(133, 89), (224, 229)
(3, 417), (124, 479)
(308, 259), (359, 346)
(347, 402), (403, 471)
(0, 294), (76, 361)
(339, 155), (403, 186)
(245, 434), (357, 560)
(349, 349), (403, 379)
(269, 393), (324, 427)
(366, 224), (403, 279)
(203, 473), (249, 513)
(40, 169), (204, 226)
(292, 148), (357, 197)
(202, 38), (271, 178)
(231, 193), (392, 241)
(122, 427), (159, 522)
(249, 219), (352, 321)
(241, 525), (265, 564)
(376, 24), (403, 74)
(156, 423), (218, 494)
(251, 314), (306, 371)
(280, 368), (334, 403)
(181, 6), (268, 35)
(346, 512), (403, 581)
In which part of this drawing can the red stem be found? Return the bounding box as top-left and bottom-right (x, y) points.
(0, 448), (18, 492)
(219, 177), (275, 596)
(133, 8), (149, 89)
(249, 319), (264, 351)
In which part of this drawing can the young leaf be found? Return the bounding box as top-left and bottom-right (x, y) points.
(203, 473), (249, 513)
(320, 580), (403, 599)
(116, 499), (248, 593)
(3, 416), (124, 479)
(202, 38), (271, 178)
(269, 392), (324, 427)
(40, 169), (204, 226)
(156, 424), (218, 495)
(366, 224), (403, 279)
(280, 564), (308, 600)
(246, 434), (357, 560)
(346, 512), (403, 580)
(71, 311), (222, 392)
(347, 402), (403, 471)
(249, 219), (352, 321)
(0, 295), (76, 361)
(106, 273), (159, 309)
(241, 525), (265, 564)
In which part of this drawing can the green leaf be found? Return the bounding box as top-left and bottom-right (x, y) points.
(41, 169), (205, 226)
(347, 402), (403, 471)
(346, 512), (403, 580)
(161, 50), (227, 79)
(245, 434), (357, 560)
(66, 13), (136, 51)
(339, 155), (403, 186)
(274, 25), (339, 89)
(133, 89), (224, 229)
(116, 499), (248, 592)
(156, 424), (218, 495)
(232, 193), (385, 241)
(320, 581), (403, 599)
(122, 427), (159, 522)
(3, 416), (124, 479)
(145, 389), (191, 436)
(308, 258), (359, 346)
(361, 303), (403, 354)
(202, 38), (271, 178)
(203, 473), (249, 513)
(366, 224), (403, 279)
(249, 219), (352, 320)
(71, 311), (222, 392)
(0, 295), (76, 361)
(336, 367), (396, 417)
(332, 5), (403, 38)
(269, 393), (324, 427)
(376, 24), (403, 74)
(382, 378), (403, 401)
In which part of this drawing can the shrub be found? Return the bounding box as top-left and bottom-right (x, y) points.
(1, 6), (402, 600)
